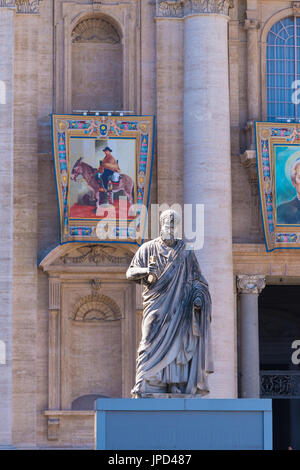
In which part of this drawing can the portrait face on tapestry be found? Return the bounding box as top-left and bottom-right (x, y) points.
(275, 145), (300, 225)
(70, 137), (136, 219)
(255, 123), (300, 251)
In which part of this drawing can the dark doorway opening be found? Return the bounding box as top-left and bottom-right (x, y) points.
(259, 284), (300, 450)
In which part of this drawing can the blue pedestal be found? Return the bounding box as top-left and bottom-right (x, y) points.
(95, 398), (272, 450)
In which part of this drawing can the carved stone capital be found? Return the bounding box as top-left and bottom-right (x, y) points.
(0, 0), (42, 13)
(243, 119), (257, 151)
(244, 18), (260, 31)
(293, 1), (300, 16)
(185, 0), (233, 16)
(49, 309), (59, 319)
(240, 149), (257, 185)
(0, 0), (14, 7)
(156, 0), (233, 18)
(156, 0), (184, 18)
(237, 274), (266, 295)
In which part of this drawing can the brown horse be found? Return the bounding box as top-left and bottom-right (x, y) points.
(71, 157), (134, 206)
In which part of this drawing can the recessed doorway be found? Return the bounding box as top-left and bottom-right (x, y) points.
(259, 284), (300, 450)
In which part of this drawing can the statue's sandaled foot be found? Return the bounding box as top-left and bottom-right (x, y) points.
(170, 384), (182, 394)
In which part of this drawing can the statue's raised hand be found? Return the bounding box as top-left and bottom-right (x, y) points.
(147, 256), (158, 284)
(193, 297), (202, 309)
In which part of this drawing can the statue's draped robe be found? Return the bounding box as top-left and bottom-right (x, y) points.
(127, 238), (214, 396)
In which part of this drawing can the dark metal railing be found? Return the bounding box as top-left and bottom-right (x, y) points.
(260, 370), (300, 398)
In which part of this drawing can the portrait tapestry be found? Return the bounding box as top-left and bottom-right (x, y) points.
(51, 114), (155, 245)
(256, 122), (300, 251)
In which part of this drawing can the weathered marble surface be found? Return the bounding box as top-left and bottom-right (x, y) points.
(127, 210), (214, 397)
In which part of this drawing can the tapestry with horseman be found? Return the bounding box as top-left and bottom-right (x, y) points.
(51, 114), (154, 245)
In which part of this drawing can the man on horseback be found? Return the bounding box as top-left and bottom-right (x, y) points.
(96, 146), (121, 190)
(71, 154), (134, 209)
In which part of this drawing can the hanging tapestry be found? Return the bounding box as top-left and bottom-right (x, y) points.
(256, 121), (300, 251)
(51, 114), (155, 245)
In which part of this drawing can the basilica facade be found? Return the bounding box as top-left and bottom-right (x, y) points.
(0, 0), (300, 449)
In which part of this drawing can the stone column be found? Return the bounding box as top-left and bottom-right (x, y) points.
(13, 11), (39, 447)
(237, 274), (266, 398)
(182, 0), (235, 397)
(0, 6), (14, 449)
(155, 2), (184, 207)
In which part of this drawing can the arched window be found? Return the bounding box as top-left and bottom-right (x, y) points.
(267, 17), (300, 121)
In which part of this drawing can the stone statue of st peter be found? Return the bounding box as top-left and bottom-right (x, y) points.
(126, 210), (214, 397)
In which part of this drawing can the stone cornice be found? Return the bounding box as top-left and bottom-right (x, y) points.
(0, 0), (14, 6)
(237, 274), (266, 295)
(0, 0), (42, 13)
(156, 0), (233, 18)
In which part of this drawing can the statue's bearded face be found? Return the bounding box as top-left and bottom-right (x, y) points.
(160, 214), (177, 244)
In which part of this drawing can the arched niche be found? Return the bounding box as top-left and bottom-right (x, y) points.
(55, 2), (139, 114)
(71, 14), (123, 111)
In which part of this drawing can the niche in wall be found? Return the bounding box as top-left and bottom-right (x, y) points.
(71, 16), (123, 111)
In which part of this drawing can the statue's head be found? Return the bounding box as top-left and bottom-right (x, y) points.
(160, 209), (181, 245)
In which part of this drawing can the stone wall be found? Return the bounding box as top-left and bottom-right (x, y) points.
(72, 43), (123, 111)
(0, 0), (297, 449)
(12, 11), (39, 448)
(0, 7), (14, 449)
